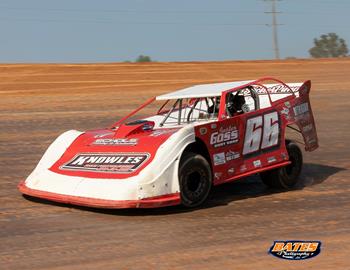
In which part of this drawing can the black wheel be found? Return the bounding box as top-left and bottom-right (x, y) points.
(179, 152), (212, 207)
(260, 141), (303, 189)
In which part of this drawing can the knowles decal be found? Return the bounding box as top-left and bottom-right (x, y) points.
(60, 153), (150, 173)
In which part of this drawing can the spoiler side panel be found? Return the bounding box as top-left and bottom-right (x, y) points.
(295, 81), (319, 151)
(276, 80), (319, 151)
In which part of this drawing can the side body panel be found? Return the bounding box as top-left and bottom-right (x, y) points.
(195, 107), (289, 185)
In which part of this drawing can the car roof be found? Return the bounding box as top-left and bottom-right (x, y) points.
(156, 80), (254, 100)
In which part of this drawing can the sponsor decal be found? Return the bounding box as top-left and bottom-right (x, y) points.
(142, 123), (153, 131)
(304, 112), (312, 121)
(302, 124), (313, 133)
(305, 135), (317, 145)
(60, 153), (150, 173)
(199, 127), (207, 135)
(94, 132), (113, 138)
(280, 107), (291, 119)
(307, 138), (317, 145)
(93, 138), (138, 146)
(251, 85), (300, 94)
(240, 164), (247, 172)
(269, 240), (321, 260)
(267, 156), (277, 163)
(227, 167), (235, 175)
(253, 160), (262, 168)
(225, 150), (240, 161)
(214, 172), (222, 180)
(284, 101), (291, 108)
(293, 103), (309, 116)
(281, 152), (288, 160)
(210, 126), (239, 148)
(213, 152), (226, 166)
(150, 129), (177, 137)
(211, 123), (217, 129)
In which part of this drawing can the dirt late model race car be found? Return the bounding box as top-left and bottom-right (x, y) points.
(19, 77), (318, 208)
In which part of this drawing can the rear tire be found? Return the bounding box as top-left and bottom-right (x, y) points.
(260, 141), (303, 189)
(179, 152), (212, 207)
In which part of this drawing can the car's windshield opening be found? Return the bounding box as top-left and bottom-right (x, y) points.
(158, 97), (220, 127)
(118, 97), (221, 129)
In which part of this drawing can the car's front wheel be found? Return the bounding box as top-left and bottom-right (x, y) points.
(260, 141), (303, 189)
(179, 152), (212, 207)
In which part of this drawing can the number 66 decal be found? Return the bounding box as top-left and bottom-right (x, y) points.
(243, 111), (279, 155)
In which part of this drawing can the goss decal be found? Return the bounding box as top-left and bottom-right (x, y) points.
(93, 138), (138, 146)
(269, 240), (321, 260)
(225, 150), (240, 161)
(213, 152), (226, 166)
(243, 111), (279, 156)
(293, 103), (309, 116)
(210, 126), (239, 148)
(60, 153), (150, 173)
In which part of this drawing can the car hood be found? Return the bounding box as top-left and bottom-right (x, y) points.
(49, 123), (181, 179)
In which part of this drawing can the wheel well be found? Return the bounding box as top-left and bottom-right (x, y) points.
(181, 138), (212, 169)
(286, 124), (305, 147)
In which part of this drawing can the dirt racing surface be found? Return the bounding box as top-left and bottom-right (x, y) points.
(0, 58), (349, 269)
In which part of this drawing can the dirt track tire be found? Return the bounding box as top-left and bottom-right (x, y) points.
(260, 141), (303, 189)
(179, 152), (212, 208)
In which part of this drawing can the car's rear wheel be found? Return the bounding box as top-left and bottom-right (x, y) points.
(179, 152), (212, 207)
(260, 141), (303, 189)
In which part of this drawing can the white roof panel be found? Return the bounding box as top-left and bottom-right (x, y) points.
(156, 80), (254, 100)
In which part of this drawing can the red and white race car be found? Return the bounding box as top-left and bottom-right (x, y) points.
(19, 77), (318, 208)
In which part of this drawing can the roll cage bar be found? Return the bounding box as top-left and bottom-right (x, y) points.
(217, 77), (295, 121)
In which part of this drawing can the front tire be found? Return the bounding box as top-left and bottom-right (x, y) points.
(179, 152), (212, 207)
(260, 141), (303, 189)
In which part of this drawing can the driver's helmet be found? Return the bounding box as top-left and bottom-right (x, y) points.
(227, 92), (246, 116)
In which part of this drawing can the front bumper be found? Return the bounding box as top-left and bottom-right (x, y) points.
(18, 181), (181, 209)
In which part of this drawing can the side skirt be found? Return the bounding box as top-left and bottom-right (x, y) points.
(214, 161), (291, 186)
